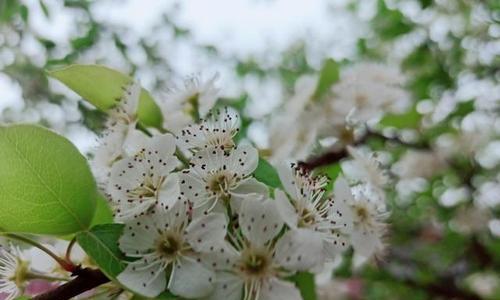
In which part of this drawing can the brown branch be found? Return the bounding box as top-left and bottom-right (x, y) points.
(298, 130), (430, 170)
(32, 268), (110, 300)
(298, 148), (349, 170)
(403, 276), (481, 300)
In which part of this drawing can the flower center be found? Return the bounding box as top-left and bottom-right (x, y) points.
(129, 175), (164, 201)
(354, 205), (370, 222)
(207, 133), (235, 151)
(339, 127), (355, 145)
(207, 172), (233, 202)
(297, 207), (316, 228)
(185, 92), (200, 119)
(355, 94), (368, 106)
(10, 258), (29, 287)
(156, 231), (184, 260)
(239, 248), (272, 279)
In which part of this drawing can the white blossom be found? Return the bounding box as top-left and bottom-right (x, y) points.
(333, 177), (387, 258)
(91, 123), (148, 187)
(435, 111), (497, 159)
(0, 245), (26, 300)
(117, 200), (227, 298)
(474, 181), (500, 209)
(179, 145), (266, 214)
(206, 196), (313, 300)
(329, 63), (411, 124)
(275, 163), (352, 266)
(392, 150), (447, 179)
(342, 146), (389, 203)
(107, 134), (180, 221)
(439, 186), (470, 208)
(268, 108), (325, 164)
(267, 75), (324, 163)
(159, 74), (220, 134)
(108, 82), (142, 126)
(176, 107), (240, 153)
(91, 82), (147, 187)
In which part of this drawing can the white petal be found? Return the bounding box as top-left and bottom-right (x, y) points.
(141, 135), (179, 178)
(322, 230), (350, 259)
(351, 228), (383, 258)
(186, 213), (228, 252)
(123, 128), (149, 156)
(332, 176), (355, 233)
(274, 228), (324, 271)
(154, 198), (190, 230)
(117, 258), (166, 298)
(260, 278), (302, 300)
(107, 157), (144, 200)
(195, 242), (240, 271)
(179, 172), (208, 205)
(189, 147), (226, 179)
(114, 200), (156, 222)
(228, 145), (259, 177)
(205, 272), (243, 300)
(274, 189), (299, 229)
(147, 133), (177, 160)
(168, 257), (215, 298)
(230, 177), (269, 212)
(176, 123), (206, 151)
(122, 81), (141, 115)
(119, 214), (158, 254)
(240, 196), (283, 247)
(276, 162), (298, 198)
(158, 173), (181, 209)
(193, 200), (226, 219)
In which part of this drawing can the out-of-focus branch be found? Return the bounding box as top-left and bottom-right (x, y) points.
(403, 276), (481, 300)
(298, 130), (430, 170)
(32, 268), (110, 300)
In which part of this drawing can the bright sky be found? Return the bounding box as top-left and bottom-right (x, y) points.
(91, 0), (362, 60)
(2, 0), (367, 152)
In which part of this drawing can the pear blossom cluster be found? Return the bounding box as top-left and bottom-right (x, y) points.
(1, 70), (392, 300)
(267, 63), (411, 163)
(84, 77), (389, 299)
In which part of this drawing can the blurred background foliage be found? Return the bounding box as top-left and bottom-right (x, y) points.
(1, 0), (499, 299)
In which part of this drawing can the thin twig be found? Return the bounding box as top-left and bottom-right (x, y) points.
(1, 233), (77, 272)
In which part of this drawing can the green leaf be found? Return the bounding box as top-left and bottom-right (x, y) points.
(39, 0), (50, 18)
(0, 0), (20, 23)
(314, 58), (339, 99)
(290, 272), (317, 300)
(254, 158), (282, 189)
(71, 23), (98, 51)
(48, 64), (163, 128)
(76, 224), (126, 279)
(157, 292), (179, 300)
(372, 0), (413, 40)
(90, 195), (114, 227)
(131, 292), (178, 300)
(0, 125), (97, 235)
(317, 163), (342, 193)
(379, 106), (421, 129)
(19, 5), (28, 22)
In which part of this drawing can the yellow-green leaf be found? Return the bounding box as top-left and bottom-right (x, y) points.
(90, 194), (114, 227)
(0, 125), (97, 235)
(48, 64), (162, 128)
